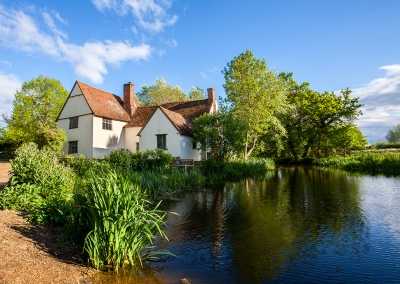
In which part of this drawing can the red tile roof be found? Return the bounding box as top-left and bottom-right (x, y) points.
(77, 81), (130, 122)
(67, 81), (216, 136)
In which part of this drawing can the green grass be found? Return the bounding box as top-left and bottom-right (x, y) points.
(313, 153), (400, 173)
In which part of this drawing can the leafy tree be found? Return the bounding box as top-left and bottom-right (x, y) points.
(1, 75), (68, 150)
(188, 86), (206, 100)
(136, 77), (187, 106)
(193, 109), (243, 162)
(332, 124), (367, 155)
(222, 50), (288, 160)
(385, 123), (400, 142)
(278, 73), (363, 159)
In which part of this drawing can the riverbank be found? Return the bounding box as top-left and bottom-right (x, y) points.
(0, 162), (98, 284)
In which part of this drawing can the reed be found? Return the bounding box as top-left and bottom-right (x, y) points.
(313, 153), (400, 173)
(83, 170), (168, 271)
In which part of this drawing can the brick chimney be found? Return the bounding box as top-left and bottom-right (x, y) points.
(123, 82), (137, 116)
(207, 88), (218, 113)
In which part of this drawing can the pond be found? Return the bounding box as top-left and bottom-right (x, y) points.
(89, 167), (400, 283)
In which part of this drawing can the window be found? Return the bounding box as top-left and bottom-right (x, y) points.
(193, 142), (197, 149)
(136, 142), (139, 151)
(68, 141), (78, 154)
(102, 118), (112, 130)
(69, 117), (78, 129)
(157, 134), (167, 149)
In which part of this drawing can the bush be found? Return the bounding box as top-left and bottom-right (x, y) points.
(105, 148), (173, 172)
(0, 142), (74, 224)
(201, 157), (275, 180)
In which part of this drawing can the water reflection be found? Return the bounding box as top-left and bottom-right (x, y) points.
(89, 167), (400, 283)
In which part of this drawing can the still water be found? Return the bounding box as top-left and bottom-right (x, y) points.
(90, 167), (400, 283)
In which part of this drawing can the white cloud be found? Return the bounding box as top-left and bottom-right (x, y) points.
(0, 72), (21, 127)
(0, 5), (60, 56)
(0, 5), (152, 85)
(165, 39), (177, 48)
(352, 64), (400, 142)
(207, 67), (218, 73)
(91, 0), (178, 33)
(200, 72), (208, 78)
(58, 39), (151, 84)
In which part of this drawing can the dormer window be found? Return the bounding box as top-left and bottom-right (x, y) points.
(69, 117), (78, 129)
(102, 118), (112, 130)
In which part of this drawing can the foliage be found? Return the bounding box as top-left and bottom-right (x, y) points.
(200, 157), (275, 180)
(83, 170), (168, 271)
(188, 86), (206, 100)
(1, 75), (68, 150)
(277, 72), (364, 159)
(193, 110), (243, 162)
(313, 153), (400, 173)
(222, 50), (288, 160)
(385, 123), (400, 142)
(375, 142), (400, 149)
(136, 77), (187, 106)
(0, 142), (74, 224)
(34, 126), (67, 153)
(106, 148), (173, 172)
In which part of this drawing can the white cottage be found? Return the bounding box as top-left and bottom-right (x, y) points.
(56, 81), (218, 161)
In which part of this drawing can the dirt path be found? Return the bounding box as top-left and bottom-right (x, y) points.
(0, 163), (98, 283)
(0, 161), (11, 189)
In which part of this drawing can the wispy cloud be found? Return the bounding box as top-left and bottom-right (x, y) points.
(0, 4), (152, 84)
(207, 67), (218, 73)
(0, 72), (21, 126)
(352, 64), (400, 142)
(165, 39), (177, 48)
(91, 0), (178, 33)
(200, 72), (208, 78)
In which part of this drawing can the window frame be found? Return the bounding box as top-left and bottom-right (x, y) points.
(69, 116), (79, 129)
(156, 134), (167, 150)
(102, 118), (112, 130)
(68, 141), (78, 154)
(136, 142), (139, 151)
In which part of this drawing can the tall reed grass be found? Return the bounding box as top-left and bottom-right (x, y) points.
(83, 170), (169, 271)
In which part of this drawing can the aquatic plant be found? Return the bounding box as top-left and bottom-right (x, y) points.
(83, 170), (168, 271)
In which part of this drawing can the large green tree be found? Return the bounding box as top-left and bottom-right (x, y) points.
(136, 77), (187, 106)
(278, 72), (364, 159)
(188, 86), (206, 100)
(222, 50), (288, 160)
(1, 75), (68, 150)
(385, 123), (400, 142)
(193, 109), (243, 162)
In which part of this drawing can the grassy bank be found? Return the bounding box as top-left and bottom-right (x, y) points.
(0, 145), (274, 271)
(312, 153), (400, 173)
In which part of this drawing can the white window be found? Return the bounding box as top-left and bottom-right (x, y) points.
(102, 118), (112, 130)
(156, 134), (167, 150)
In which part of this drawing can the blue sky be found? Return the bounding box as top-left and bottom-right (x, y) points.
(0, 0), (399, 142)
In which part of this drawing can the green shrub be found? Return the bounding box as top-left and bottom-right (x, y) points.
(83, 170), (169, 271)
(375, 142), (400, 149)
(0, 142), (74, 224)
(105, 148), (173, 172)
(201, 157), (275, 180)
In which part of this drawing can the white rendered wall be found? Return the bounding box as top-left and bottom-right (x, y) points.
(180, 136), (202, 161)
(125, 127), (141, 152)
(139, 108), (182, 157)
(57, 114), (94, 157)
(92, 116), (126, 157)
(58, 94), (92, 120)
